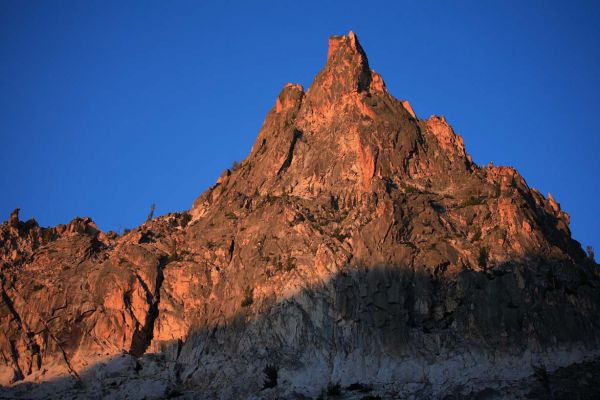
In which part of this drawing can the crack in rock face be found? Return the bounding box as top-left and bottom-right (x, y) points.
(1, 32), (599, 399)
(129, 260), (165, 358)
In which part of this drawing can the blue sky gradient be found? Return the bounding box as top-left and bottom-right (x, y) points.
(1, 1), (598, 252)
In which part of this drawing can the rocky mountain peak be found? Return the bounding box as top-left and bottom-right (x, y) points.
(8, 208), (20, 227)
(324, 31), (370, 90)
(327, 31), (362, 60)
(198, 33), (473, 205)
(303, 32), (386, 110)
(1, 33), (598, 400)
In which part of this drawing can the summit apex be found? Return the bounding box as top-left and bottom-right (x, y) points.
(327, 31), (365, 61)
(303, 31), (377, 108)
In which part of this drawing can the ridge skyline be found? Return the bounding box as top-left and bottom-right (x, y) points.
(1, 2), (597, 252)
(1, 23), (599, 399)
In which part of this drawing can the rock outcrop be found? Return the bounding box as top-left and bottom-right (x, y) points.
(1, 32), (599, 399)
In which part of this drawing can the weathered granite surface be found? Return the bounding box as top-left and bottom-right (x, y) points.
(1, 32), (599, 399)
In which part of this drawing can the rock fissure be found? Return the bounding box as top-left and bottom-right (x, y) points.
(277, 129), (302, 176)
(129, 258), (165, 358)
(7, 340), (24, 382)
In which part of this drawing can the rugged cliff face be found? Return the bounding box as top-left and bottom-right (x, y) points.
(1, 32), (599, 399)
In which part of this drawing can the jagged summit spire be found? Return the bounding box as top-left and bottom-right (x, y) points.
(326, 31), (368, 67)
(304, 31), (379, 108)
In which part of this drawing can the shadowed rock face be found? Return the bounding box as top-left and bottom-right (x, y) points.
(1, 32), (599, 399)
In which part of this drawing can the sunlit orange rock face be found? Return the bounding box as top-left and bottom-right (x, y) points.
(1, 32), (599, 400)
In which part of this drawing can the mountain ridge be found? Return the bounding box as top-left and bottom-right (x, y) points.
(1, 32), (598, 399)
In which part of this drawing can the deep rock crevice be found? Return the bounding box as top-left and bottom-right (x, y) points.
(277, 129), (302, 176)
(129, 257), (166, 358)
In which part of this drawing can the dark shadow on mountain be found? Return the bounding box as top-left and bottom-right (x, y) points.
(2, 254), (600, 400)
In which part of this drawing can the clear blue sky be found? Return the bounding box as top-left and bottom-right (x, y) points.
(1, 1), (598, 252)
